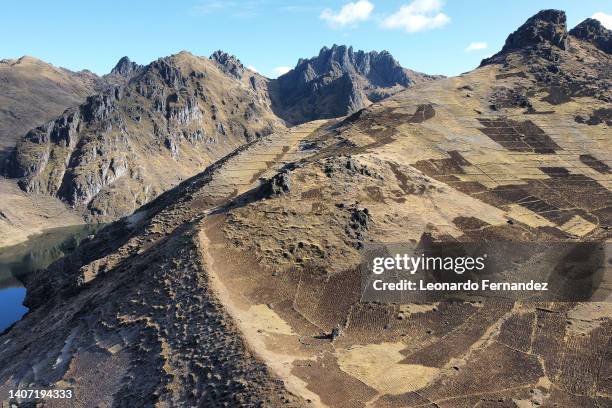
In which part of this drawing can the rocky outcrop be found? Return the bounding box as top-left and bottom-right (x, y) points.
(483, 10), (612, 64)
(503, 9), (568, 51)
(270, 45), (436, 125)
(570, 18), (612, 54)
(6, 87), (129, 205)
(482, 10), (569, 65)
(110, 56), (143, 78)
(210, 51), (245, 79)
(480, 10), (612, 104)
(289, 45), (411, 87)
(263, 170), (291, 196)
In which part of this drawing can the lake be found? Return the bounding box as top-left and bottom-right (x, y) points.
(0, 225), (100, 332)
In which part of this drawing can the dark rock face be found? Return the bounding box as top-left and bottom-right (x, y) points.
(502, 9), (568, 52)
(210, 50), (245, 79)
(324, 156), (376, 178)
(346, 206), (370, 248)
(570, 18), (612, 54)
(271, 45), (421, 125)
(575, 108), (612, 126)
(292, 45), (410, 87)
(482, 10), (569, 66)
(480, 10), (611, 104)
(110, 56), (143, 78)
(264, 171), (291, 196)
(6, 87), (129, 206)
(0, 56), (112, 159)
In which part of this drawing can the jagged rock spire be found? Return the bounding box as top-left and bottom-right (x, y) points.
(210, 50), (245, 79)
(110, 56), (142, 77)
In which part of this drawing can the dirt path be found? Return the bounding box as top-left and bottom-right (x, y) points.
(195, 120), (331, 406)
(199, 226), (327, 407)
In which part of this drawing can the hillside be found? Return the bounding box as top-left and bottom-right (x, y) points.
(5, 51), (284, 221)
(0, 56), (105, 157)
(0, 9), (610, 407)
(4, 47), (432, 227)
(0, 56), (142, 245)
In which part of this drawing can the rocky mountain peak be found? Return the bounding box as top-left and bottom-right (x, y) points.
(291, 44), (410, 87)
(501, 9), (568, 53)
(269, 45), (432, 125)
(481, 10), (571, 66)
(110, 56), (142, 77)
(569, 18), (612, 54)
(210, 50), (245, 79)
(136, 53), (207, 90)
(317, 44), (353, 69)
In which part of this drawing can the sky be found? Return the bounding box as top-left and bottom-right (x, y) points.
(1, 1), (610, 78)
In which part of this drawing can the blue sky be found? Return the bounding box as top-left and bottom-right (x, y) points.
(2, 1), (610, 78)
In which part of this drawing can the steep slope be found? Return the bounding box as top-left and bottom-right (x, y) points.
(0, 57), (115, 245)
(1, 10), (610, 407)
(0, 56), (105, 157)
(569, 17), (612, 54)
(5, 51), (284, 221)
(481, 10), (611, 105)
(0, 124), (323, 407)
(269, 44), (438, 125)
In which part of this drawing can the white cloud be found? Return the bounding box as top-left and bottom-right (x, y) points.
(192, 1), (228, 15)
(320, 1), (374, 28)
(465, 42), (488, 52)
(592, 12), (612, 29)
(247, 65), (258, 73)
(280, 5), (321, 13)
(381, 0), (450, 33)
(273, 66), (292, 76)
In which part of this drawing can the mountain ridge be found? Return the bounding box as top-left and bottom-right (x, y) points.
(3, 46), (433, 224)
(4, 51), (283, 220)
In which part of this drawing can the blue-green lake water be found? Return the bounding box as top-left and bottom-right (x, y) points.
(0, 225), (99, 332)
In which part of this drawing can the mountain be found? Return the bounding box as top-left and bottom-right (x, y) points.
(0, 56), (105, 157)
(481, 9), (611, 105)
(0, 56), (138, 246)
(1, 10), (610, 407)
(4, 47), (432, 224)
(109, 56), (144, 79)
(5, 51), (284, 221)
(270, 44), (438, 125)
